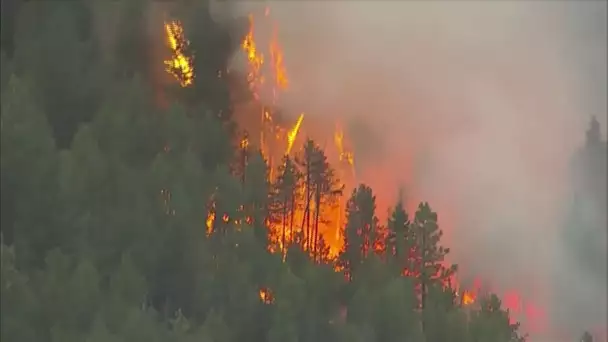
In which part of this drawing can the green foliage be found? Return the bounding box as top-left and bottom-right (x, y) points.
(1, 243), (41, 342)
(385, 196), (414, 275)
(468, 294), (525, 342)
(12, 2), (105, 148)
(412, 202), (458, 308)
(339, 184), (379, 280)
(176, 0), (235, 120)
(244, 151), (272, 244)
(113, 0), (149, 80)
(1, 75), (61, 266)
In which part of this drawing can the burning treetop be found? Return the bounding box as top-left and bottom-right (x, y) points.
(164, 20), (194, 87)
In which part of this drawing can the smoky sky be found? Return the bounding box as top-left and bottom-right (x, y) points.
(222, 1), (607, 340)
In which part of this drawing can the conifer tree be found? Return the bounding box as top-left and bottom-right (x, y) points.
(310, 148), (342, 261)
(0, 75), (60, 266)
(271, 155), (303, 254)
(297, 139), (318, 251)
(243, 151), (271, 245)
(411, 202), (457, 309)
(468, 294), (526, 342)
(385, 196), (414, 276)
(297, 139), (342, 259)
(339, 184), (379, 280)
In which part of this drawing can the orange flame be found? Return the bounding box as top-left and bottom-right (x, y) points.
(462, 290), (476, 306)
(259, 287), (273, 304)
(286, 113), (305, 155)
(240, 135), (250, 150)
(206, 211), (215, 235)
(241, 14), (264, 98)
(270, 25), (289, 93)
(334, 124), (355, 173)
(164, 20), (194, 87)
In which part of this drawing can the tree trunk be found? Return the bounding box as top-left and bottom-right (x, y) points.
(313, 186), (321, 261)
(302, 162), (311, 250)
(281, 198), (287, 254)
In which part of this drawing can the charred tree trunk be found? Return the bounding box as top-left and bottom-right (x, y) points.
(289, 191), (296, 246)
(313, 186), (321, 261)
(302, 162), (311, 250)
(281, 198), (287, 254)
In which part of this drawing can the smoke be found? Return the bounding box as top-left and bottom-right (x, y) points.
(224, 1), (607, 340)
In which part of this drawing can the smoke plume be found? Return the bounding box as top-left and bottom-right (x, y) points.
(224, 1), (607, 340)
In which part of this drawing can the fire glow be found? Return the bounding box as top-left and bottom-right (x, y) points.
(161, 7), (549, 335)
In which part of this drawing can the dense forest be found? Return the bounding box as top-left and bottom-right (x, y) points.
(0, 1), (605, 342)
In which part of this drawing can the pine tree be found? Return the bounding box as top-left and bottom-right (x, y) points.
(310, 147), (342, 261)
(177, 0), (235, 123)
(296, 139), (342, 259)
(271, 155), (303, 255)
(243, 151), (271, 245)
(411, 202), (457, 309)
(297, 139), (318, 252)
(468, 294), (526, 342)
(562, 116), (607, 317)
(385, 196), (414, 276)
(339, 184), (379, 280)
(0, 75), (60, 266)
(113, 0), (149, 80)
(12, 1), (105, 148)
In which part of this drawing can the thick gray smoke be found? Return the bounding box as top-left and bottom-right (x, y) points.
(224, 1), (607, 340)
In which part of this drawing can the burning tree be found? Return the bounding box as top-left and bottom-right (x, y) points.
(270, 155), (303, 255)
(296, 139), (343, 260)
(164, 20), (194, 87)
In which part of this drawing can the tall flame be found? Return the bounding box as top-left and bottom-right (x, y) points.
(270, 25), (289, 95)
(286, 113), (305, 155)
(241, 14), (265, 99)
(334, 124), (356, 177)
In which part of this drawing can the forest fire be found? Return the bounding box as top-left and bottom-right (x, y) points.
(233, 9), (356, 258)
(3, 2), (603, 341)
(162, 8), (550, 335)
(163, 4), (459, 298)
